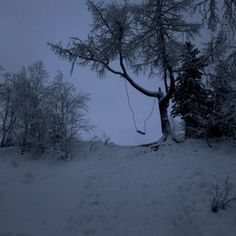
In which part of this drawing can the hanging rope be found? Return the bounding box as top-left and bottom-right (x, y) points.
(143, 97), (156, 133)
(124, 78), (139, 131)
(124, 78), (156, 135)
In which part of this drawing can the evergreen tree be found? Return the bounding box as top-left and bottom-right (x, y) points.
(172, 42), (212, 137)
(208, 57), (236, 138)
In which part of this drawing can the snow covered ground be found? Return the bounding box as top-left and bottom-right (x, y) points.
(0, 139), (236, 236)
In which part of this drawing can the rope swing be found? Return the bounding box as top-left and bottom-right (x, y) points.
(124, 79), (156, 135)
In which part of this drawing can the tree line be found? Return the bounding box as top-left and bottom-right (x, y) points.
(0, 61), (92, 158)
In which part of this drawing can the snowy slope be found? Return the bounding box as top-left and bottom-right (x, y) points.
(0, 139), (236, 236)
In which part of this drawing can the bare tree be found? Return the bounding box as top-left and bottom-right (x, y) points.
(13, 62), (48, 153)
(0, 73), (18, 147)
(47, 71), (92, 159)
(0, 63), (92, 157)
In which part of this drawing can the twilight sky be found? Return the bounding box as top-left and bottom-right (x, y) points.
(0, 0), (166, 145)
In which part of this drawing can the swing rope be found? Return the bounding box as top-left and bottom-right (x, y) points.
(124, 79), (156, 135)
(124, 78), (139, 131)
(143, 97), (156, 133)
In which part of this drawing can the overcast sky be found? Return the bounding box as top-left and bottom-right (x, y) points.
(0, 0), (166, 145)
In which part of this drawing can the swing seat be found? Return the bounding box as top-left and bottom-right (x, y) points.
(136, 130), (146, 135)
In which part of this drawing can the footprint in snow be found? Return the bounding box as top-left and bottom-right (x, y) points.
(83, 228), (96, 235)
(10, 161), (19, 168)
(84, 176), (96, 190)
(41, 220), (47, 226)
(20, 171), (34, 184)
(40, 175), (50, 181)
(89, 200), (99, 206)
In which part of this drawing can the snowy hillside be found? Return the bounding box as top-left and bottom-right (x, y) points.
(0, 139), (236, 236)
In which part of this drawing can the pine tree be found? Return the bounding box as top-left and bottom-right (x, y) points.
(208, 58), (236, 138)
(172, 42), (212, 137)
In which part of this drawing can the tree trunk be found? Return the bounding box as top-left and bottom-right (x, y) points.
(158, 98), (172, 137)
(0, 131), (7, 147)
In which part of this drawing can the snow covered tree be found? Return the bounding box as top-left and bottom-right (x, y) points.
(48, 0), (200, 138)
(172, 42), (212, 137)
(193, 0), (236, 66)
(0, 62), (92, 157)
(191, 0), (236, 138)
(46, 72), (92, 159)
(193, 0), (236, 34)
(0, 72), (18, 147)
(207, 53), (236, 138)
(13, 62), (48, 153)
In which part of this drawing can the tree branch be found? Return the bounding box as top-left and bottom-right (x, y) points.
(117, 24), (161, 98)
(87, 0), (114, 37)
